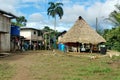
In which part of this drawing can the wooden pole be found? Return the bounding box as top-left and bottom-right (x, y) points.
(96, 17), (98, 31)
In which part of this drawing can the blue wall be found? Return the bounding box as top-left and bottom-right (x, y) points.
(11, 26), (20, 36)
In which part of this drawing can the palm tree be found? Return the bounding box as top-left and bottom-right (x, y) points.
(47, 2), (64, 49)
(108, 4), (120, 26)
(47, 2), (64, 31)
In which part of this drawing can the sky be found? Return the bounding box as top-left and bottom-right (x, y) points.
(0, 0), (120, 32)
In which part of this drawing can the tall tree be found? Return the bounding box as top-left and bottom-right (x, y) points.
(47, 2), (64, 31)
(11, 16), (27, 27)
(47, 2), (64, 49)
(108, 4), (120, 26)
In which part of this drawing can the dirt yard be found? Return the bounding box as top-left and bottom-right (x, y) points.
(0, 50), (120, 80)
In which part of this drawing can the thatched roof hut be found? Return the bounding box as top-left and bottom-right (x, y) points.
(60, 16), (106, 44)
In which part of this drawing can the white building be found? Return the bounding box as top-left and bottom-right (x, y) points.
(20, 27), (43, 44)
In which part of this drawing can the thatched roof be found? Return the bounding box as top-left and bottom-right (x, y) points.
(60, 16), (106, 44)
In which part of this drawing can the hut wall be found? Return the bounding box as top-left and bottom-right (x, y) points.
(0, 33), (10, 51)
(0, 14), (10, 32)
(0, 14), (11, 52)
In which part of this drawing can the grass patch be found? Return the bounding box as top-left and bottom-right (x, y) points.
(0, 63), (15, 80)
(111, 55), (120, 61)
(29, 51), (120, 80)
(0, 50), (120, 80)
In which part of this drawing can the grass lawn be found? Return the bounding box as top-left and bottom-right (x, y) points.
(0, 63), (15, 80)
(0, 50), (120, 80)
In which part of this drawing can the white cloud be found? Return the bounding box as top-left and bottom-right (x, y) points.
(22, 0), (41, 3)
(0, 0), (25, 16)
(27, 13), (45, 29)
(26, 21), (54, 30)
(27, 0), (119, 31)
(27, 13), (55, 30)
(26, 22), (43, 29)
(56, 25), (69, 31)
(0, 0), (119, 32)
(28, 13), (43, 22)
(61, 4), (85, 24)
(59, 0), (119, 30)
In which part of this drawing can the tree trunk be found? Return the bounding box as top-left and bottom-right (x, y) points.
(54, 15), (56, 31)
(53, 15), (56, 49)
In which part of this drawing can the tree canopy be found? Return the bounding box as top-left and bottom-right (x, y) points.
(108, 4), (120, 26)
(103, 4), (120, 51)
(47, 2), (64, 31)
(103, 27), (120, 51)
(47, 2), (64, 19)
(11, 16), (27, 27)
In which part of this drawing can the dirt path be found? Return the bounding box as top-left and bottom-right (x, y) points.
(12, 64), (32, 80)
(5, 53), (36, 80)
(9, 51), (54, 80)
(0, 50), (55, 80)
(11, 53), (36, 80)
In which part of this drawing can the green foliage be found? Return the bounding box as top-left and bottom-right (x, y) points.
(42, 26), (54, 33)
(103, 4), (120, 51)
(42, 26), (60, 38)
(47, 1), (64, 32)
(47, 2), (64, 19)
(11, 16), (27, 27)
(103, 27), (120, 51)
(42, 26), (60, 49)
(108, 4), (120, 26)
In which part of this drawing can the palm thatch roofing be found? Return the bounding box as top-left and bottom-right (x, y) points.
(60, 16), (106, 44)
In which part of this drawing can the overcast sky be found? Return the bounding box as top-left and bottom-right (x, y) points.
(0, 0), (119, 31)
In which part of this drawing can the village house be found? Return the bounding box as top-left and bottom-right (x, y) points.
(59, 16), (106, 53)
(0, 9), (17, 52)
(20, 27), (43, 49)
(58, 30), (67, 43)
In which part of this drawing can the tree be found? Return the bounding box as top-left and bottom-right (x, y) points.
(43, 26), (54, 32)
(11, 16), (27, 27)
(103, 27), (120, 51)
(103, 4), (120, 52)
(47, 2), (64, 31)
(42, 26), (60, 50)
(108, 4), (120, 26)
(47, 2), (64, 49)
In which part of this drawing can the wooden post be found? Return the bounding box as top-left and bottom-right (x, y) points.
(96, 17), (98, 31)
(90, 44), (93, 53)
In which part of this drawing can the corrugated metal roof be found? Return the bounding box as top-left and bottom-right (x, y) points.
(0, 9), (17, 19)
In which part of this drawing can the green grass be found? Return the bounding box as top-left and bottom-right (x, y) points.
(29, 51), (120, 80)
(0, 63), (15, 80)
(0, 50), (120, 80)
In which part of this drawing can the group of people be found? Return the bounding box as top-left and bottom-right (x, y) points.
(12, 36), (44, 52)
